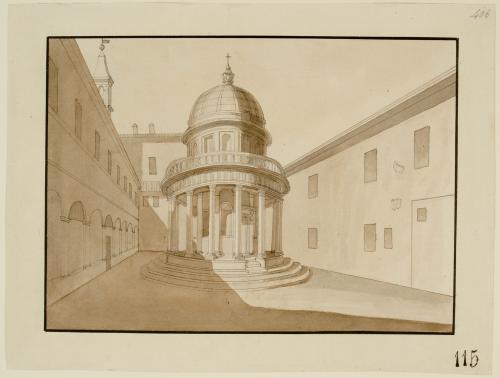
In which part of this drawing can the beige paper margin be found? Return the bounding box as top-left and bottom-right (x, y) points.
(2, 1), (497, 376)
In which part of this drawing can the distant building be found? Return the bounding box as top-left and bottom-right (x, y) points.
(46, 39), (139, 305)
(283, 68), (456, 295)
(120, 127), (185, 252)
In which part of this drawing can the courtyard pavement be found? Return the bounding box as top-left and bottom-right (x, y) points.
(46, 252), (452, 332)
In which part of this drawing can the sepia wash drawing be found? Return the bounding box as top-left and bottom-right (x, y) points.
(45, 38), (456, 332)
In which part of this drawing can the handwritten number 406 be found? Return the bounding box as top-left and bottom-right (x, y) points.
(470, 8), (490, 19)
(455, 350), (479, 368)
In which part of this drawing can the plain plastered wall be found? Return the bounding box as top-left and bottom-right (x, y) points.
(284, 98), (455, 293)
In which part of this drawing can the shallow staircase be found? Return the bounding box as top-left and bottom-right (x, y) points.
(141, 253), (311, 291)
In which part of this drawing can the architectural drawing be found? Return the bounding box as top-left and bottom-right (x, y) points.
(45, 37), (456, 332)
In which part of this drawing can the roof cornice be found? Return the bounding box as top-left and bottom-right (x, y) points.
(284, 67), (457, 177)
(119, 132), (183, 143)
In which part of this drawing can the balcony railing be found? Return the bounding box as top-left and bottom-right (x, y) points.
(141, 180), (161, 192)
(164, 152), (285, 181)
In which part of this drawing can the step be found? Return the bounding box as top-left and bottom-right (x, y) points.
(146, 256), (303, 282)
(166, 254), (213, 269)
(150, 255), (295, 277)
(142, 270), (311, 292)
(145, 262), (304, 284)
(151, 257), (215, 274)
(141, 263), (311, 291)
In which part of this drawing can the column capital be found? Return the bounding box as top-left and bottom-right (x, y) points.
(235, 184), (243, 191)
(209, 184), (216, 192)
(185, 190), (194, 197)
(258, 189), (266, 197)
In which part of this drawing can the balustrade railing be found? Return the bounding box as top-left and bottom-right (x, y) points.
(141, 180), (162, 192)
(164, 152), (285, 180)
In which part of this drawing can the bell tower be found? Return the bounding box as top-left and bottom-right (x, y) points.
(93, 39), (114, 113)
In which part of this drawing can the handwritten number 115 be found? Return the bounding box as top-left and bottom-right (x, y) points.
(455, 350), (479, 368)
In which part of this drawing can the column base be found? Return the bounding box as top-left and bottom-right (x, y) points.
(257, 253), (285, 269)
(234, 253), (246, 261)
(203, 252), (213, 260)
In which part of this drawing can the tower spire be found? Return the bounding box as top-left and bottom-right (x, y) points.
(93, 38), (114, 112)
(222, 53), (235, 85)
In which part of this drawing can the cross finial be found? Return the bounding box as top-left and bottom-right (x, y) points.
(221, 53), (235, 84)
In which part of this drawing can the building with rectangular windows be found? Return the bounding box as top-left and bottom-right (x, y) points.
(46, 39), (140, 305)
(283, 68), (456, 295)
(120, 127), (185, 251)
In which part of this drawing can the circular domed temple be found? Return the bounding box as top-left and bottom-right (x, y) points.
(142, 59), (310, 290)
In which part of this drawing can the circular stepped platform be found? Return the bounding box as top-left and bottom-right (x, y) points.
(141, 253), (311, 291)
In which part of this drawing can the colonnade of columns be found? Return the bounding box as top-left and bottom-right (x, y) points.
(167, 185), (283, 261)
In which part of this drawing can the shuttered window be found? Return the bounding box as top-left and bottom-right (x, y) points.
(364, 149), (377, 183)
(74, 99), (82, 139)
(364, 224), (376, 252)
(308, 174), (318, 198)
(149, 157), (157, 175)
(308, 228), (318, 249)
(414, 126), (430, 169)
(94, 131), (100, 160)
(384, 227), (393, 249)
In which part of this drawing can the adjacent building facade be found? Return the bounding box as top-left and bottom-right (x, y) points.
(46, 39), (140, 304)
(120, 127), (185, 252)
(283, 68), (456, 295)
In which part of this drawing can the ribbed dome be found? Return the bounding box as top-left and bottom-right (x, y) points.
(187, 63), (266, 129)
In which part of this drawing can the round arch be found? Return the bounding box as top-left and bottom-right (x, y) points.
(88, 209), (104, 226)
(67, 201), (85, 274)
(68, 201), (86, 222)
(88, 209), (104, 267)
(104, 214), (114, 228)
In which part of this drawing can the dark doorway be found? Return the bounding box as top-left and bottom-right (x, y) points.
(105, 236), (112, 271)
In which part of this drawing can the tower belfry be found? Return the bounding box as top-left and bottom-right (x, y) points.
(93, 38), (114, 113)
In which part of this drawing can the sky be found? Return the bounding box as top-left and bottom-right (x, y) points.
(77, 38), (455, 165)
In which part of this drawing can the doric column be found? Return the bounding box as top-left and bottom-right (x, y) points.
(83, 221), (90, 269)
(112, 226), (118, 257)
(119, 229), (123, 255)
(167, 197), (173, 251)
(271, 200), (278, 252)
(185, 191), (193, 256)
(258, 189), (266, 258)
(215, 191), (221, 255)
(174, 197), (180, 252)
(99, 224), (104, 263)
(197, 193), (203, 254)
(235, 185), (242, 258)
(207, 185), (216, 258)
(59, 217), (70, 277)
(276, 198), (283, 254)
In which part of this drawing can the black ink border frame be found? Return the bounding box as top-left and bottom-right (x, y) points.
(44, 35), (459, 335)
